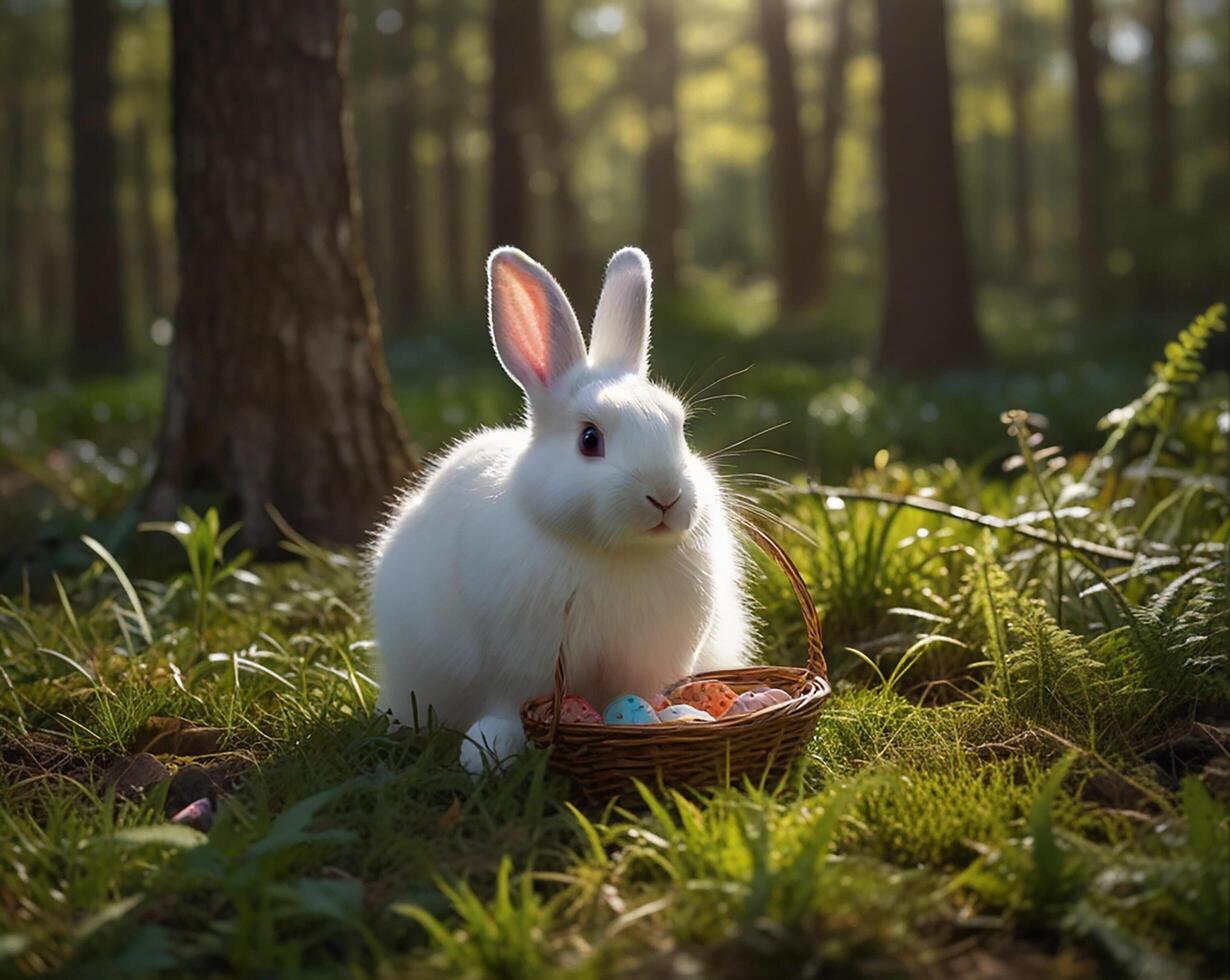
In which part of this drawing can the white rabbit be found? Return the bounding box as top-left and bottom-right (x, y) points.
(369, 246), (752, 775)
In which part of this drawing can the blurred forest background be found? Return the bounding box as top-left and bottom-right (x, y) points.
(0, 0), (1227, 576)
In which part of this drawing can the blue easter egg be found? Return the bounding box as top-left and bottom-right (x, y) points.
(603, 695), (661, 725)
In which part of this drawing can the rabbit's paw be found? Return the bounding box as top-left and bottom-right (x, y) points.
(460, 713), (527, 779)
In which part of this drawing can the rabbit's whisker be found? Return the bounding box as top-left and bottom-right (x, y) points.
(674, 356), (732, 405)
(704, 422), (790, 461)
(684, 363), (754, 406)
(690, 392), (746, 407)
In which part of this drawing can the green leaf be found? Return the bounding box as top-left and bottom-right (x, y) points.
(390, 902), (462, 955)
(74, 894), (145, 941)
(104, 825), (208, 850)
(565, 802), (609, 868)
(81, 535), (152, 644)
(1180, 775), (1223, 860)
(1027, 753), (1083, 915)
(103, 925), (176, 976)
(272, 877), (364, 923)
(1066, 903), (1192, 980)
(244, 779), (362, 861)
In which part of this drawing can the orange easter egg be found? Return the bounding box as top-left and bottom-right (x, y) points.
(670, 680), (738, 718)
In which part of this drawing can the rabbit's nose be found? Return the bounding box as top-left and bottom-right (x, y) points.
(647, 492), (682, 513)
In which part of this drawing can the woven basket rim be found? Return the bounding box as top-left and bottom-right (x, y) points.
(523, 672), (831, 738)
(520, 518), (827, 741)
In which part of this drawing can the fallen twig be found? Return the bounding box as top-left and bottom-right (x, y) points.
(789, 482), (1140, 564)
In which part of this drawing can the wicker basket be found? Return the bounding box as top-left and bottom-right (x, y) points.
(520, 522), (831, 799)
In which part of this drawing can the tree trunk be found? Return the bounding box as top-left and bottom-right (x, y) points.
(757, 0), (818, 315)
(1004, 0), (1033, 278)
(641, 0), (684, 289)
(28, 88), (53, 341)
(133, 119), (169, 326)
(813, 0), (853, 302)
(1070, 0), (1106, 300)
(385, 0), (424, 331)
(149, 0), (413, 552)
(70, 0), (127, 376)
(1147, 0), (1173, 208)
(874, 0), (985, 372)
(39, 245), (63, 344)
(487, 0), (583, 299)
(527, 0), (586, 306)
(437, 3), (468, 307)
(488, 0), (534, 250)
(439, 107), (467, 307)
(3, 29), (25, 345)
(41, 68), (72, 343)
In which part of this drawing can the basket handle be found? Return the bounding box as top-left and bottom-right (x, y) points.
(737, 517), (827, 681)
(545, 521), (827, 742)
(547, 594), (575, 744)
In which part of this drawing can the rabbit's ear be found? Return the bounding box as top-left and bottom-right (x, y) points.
(589, 247), (651, 376)
(488, 247), (586, 394)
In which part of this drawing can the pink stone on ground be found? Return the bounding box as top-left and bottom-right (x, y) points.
(170, 797), (215, 832)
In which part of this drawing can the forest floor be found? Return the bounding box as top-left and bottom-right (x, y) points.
(1, 305), (1228, 978)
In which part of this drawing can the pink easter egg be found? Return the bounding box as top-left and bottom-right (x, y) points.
(725, 687), (793, 717)
(649, 693), (672, 712)
(541, 695), (602, 725)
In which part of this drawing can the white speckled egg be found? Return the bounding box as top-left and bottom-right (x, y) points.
(656, 704), (715, 724)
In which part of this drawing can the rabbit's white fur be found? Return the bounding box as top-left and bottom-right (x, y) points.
(369, 246), (752, 774)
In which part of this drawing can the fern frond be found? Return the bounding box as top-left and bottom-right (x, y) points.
(970, 560), (1110, 732)
(1098, 303), (1227, 457)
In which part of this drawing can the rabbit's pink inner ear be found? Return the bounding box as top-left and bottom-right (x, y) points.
(493, 260), (551, 384)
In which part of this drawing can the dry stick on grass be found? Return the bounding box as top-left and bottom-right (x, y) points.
(792, 482), (1139, 564)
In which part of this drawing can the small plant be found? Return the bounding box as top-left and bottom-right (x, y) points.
(392, 856), (552, 978)
(140, 506), (255, 640)
(610, 780), (867, 942)
(1166, 776), (1230, 961)
(1001, 409), (1072, 625)
(87, 780), (368, 973)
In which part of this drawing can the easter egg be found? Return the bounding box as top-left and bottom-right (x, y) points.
(656, 704), (714, 724)
(649, 693), (672, 712)
(603, 695), (661, 726)
(540, 695), (602, 725)
(670, 680), (738, 718)
(724, 687), (793, 717)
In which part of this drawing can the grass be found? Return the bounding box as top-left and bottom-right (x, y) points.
(1, 307), (1228, 977)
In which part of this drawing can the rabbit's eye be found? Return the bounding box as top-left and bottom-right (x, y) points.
(578, 424), (605, 458)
